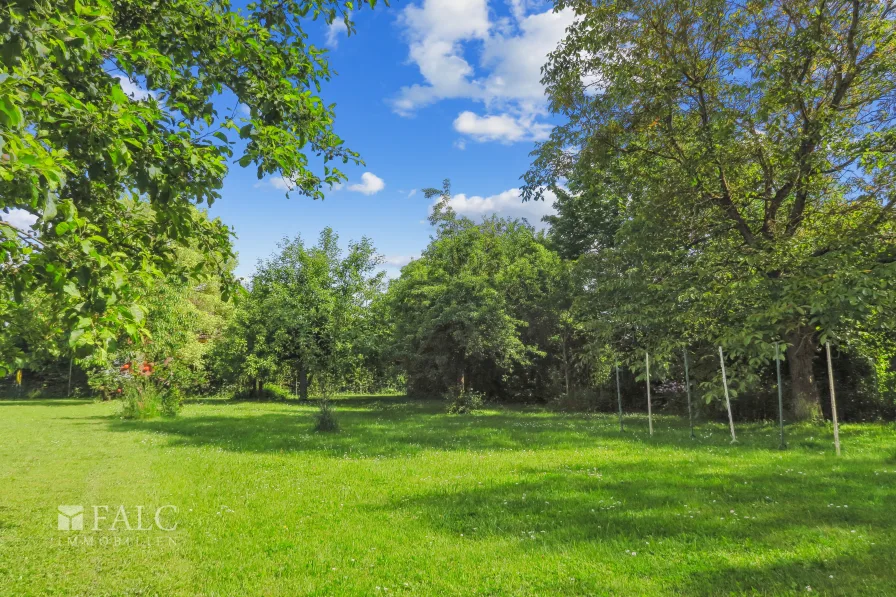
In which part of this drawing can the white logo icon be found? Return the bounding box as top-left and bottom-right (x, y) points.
(58, 505), (84, 531)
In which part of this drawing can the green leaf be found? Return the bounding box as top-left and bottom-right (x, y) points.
(0, 96), (23, 128)
(43, 191), (58, 221)
(62, 282), (81, 298)
(69, 328), (85, 347)
(129, 304), (145, 323)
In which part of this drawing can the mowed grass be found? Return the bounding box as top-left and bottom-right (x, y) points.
(0, 396), (894, 596)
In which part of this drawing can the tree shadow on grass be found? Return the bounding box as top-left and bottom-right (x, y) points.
(0, 399), (94, 407)
(105, 409), (626, 456)
(98, 396), (890, 460)
(374, 460), (895, 595)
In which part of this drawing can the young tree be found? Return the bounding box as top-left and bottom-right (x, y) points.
(0, 0), (378, 374)
(527, 0), (896, 420)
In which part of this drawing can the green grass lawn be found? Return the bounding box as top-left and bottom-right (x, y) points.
(0, 396), (894, 596)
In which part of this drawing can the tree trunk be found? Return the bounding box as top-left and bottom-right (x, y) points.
(562, 337), (570, 395)
(299, 367), (308, 401)
(786, 327), (822, 421)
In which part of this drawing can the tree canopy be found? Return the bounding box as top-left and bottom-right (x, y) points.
(387, 181), (570, 399)
(0, 0), (379, 374)
(210, 228), (386, 398)
(527, 0), (896, 419)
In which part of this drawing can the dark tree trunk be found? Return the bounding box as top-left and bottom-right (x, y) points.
(562, 337), (570, 395)
(299, 367), (308, 401)
(786, 327), (822, 421)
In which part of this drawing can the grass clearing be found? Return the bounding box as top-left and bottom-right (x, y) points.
(0, 396), (894, 596)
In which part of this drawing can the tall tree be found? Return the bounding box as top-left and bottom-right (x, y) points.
(528, 0), (896, 420)
(0, 0), (379, 374)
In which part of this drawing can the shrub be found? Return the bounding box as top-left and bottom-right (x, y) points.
(231, 383), (293, 401)
(313, 397), (340, 432)
(446, 389), (485, 414)
(160, 386), (183, 418)
(120, 380), (164, 419)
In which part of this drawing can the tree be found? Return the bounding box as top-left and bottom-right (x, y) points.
(387, 181), (568, 400)
(527, 0), (896, 420)
(0, 0), (380, 374)
(211, 228), (385, 399)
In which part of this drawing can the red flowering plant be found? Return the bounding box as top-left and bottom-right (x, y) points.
(87, 356), (182, 418)
(122, 358), (185, 418)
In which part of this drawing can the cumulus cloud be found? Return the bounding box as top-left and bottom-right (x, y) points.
(439, 187), (557, 227)
(326, 19), (348, 47)
(347, 172), (386, 195)
(394, 0), (491, 115)
(1, 208), (38, 230)
(392, 1), (575, 142)
(267, 176), (293, 191)
(479, 8), (574, 106)
(453, 111), (550, 143)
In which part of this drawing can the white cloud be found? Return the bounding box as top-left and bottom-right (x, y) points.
(453, 138), (467, 150)
(347, 172), (385, 195)
(1, 208), (38, 230)
(407, 188), (418, 198)
(392, 1), (575, 142)
(384, 254), (418, 267)
(479, 8), (574, 106)
(115, 75), (154, 101)
(392, 0), (491, 115)
(440, 187), (557, 227)
(453, 111), (550, 143)
(326, 19), (348, 47)
(454, 112), (525, 142)
(266, 176), (297, 191)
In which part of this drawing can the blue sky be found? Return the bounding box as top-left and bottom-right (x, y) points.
(209, 0), (570, 279)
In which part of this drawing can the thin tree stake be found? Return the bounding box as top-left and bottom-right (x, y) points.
(683, 347), (694, 439)
(718, 346), (736, 443)
(646, 352), (653, 436)
(775, 342), (786, 450)
(826, 342), (841, 456)
(616, 363), (624, 433)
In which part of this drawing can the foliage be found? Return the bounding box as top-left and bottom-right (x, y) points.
(445, 388), (485, 415)
(119, 376), (161, 419)
(0, 0), (380, 373)
(209, 228), (386, 398)
(387, 180), (570, 400)
(86, 365), (127, 401)
(313, 396), (340, 431)
(527, 0), (896, 420)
